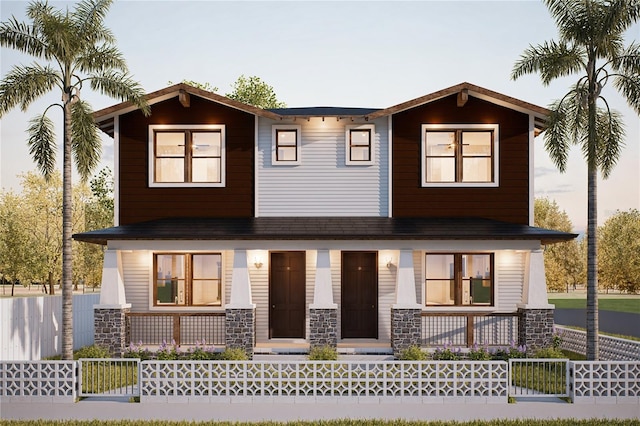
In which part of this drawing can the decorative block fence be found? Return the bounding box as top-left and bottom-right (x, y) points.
(1, 359), (638, 404)
(555, 325), (640, 361)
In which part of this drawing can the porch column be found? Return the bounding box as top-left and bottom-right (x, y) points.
(225, 249), (256, 358)
(94, 249), (131, 357)
(309, 249), (338, 349)
(517, 249), (555, 353)
(391, 250), (422, 358)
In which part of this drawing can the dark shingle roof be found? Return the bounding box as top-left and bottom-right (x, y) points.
(267, 107), (381, 117)
(73, 217), (576, 246)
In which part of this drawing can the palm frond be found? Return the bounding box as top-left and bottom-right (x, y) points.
(27, 113), (57, 179)
(77, 43), (127, 74)
(0, 17), (49, 58)
(595, 107), (625, 179)
(72, 0), (115, 45)
(544, 0), (585, 43)
(39, 11), (79, 66)
(613, 72), (640, 114)
(611, 42), (640, 75)
(543, 100), (572, 173)
(511, 41), (585, 84)
(601, 0), (640, 38)
(26, 0), (58, 27)
(89, 70), (150, 116)
(71, 100), (101, 181)
(0, 63), (59, 115)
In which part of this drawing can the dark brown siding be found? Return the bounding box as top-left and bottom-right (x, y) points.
(118, 96), (254, 225)
(392, 94), (530, 224)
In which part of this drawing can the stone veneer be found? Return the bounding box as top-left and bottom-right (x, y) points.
(391, 308), (422, 358)
(518, 308), (554, 353)
(225, 308), (255, 359)
(309, 308), (338, 349)
(94, 307), (130, 357)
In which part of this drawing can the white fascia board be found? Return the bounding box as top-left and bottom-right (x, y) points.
(529, 114), (535, 226)
(107, 239), (542, 251)
(113, 115), (120, 226)
(388, 115), (393, 218)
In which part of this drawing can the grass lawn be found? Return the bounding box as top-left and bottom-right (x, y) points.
(1, 420), (638, 426)
(548, 296), (640, 314)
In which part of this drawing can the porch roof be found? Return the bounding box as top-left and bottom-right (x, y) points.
(73, 217), (577, 246)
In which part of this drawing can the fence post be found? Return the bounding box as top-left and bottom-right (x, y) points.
(466, 314), (474, 347)
(173, 314), (181, 346)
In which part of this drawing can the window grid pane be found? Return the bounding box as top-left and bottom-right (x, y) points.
(349, 129), (371, 161)
(425, 253), (493, 307)
(154, 253), (222, 307)
(276, 130), (298, 161)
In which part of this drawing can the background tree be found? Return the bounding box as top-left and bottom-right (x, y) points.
(599, 209), (640, 294)
(0, 190), (30, 296)
(168, 79), (218, 93)
(512, 0), (640, 360)
(534, 198), (585, 292)
(225, 75), (286, 108)
(74, 167), (114, 288)
(0, 0), (150, 359)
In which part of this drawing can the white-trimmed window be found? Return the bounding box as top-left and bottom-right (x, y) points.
(272, 125), (301, 165)
(345, 124), (375, 165)
(149, 124), (225, 187)
(154, 253), (223, 307)
(421, 124), (499, 187)
(424, 253), (494, 306)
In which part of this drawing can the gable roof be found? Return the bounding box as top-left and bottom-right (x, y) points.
(364, 82), (550, 132)
(93, 83), (281, 137)
(73, 216), (577, 246)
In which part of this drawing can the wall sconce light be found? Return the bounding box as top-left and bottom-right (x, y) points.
(386, 257), (394, 268)
(254, 257), (263, 269)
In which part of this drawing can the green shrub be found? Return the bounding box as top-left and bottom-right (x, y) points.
(398, 345), (428, 361)
(308, 345), (338, 360)
(431, 346), (462, 360)
(123, 342), (153, 360)
(74, 345), (110, 359)
(468, 344), (492, 360)
(219, 348), (248, 360)
(534, 346), (566, 359)
(491, 343), (527, 360)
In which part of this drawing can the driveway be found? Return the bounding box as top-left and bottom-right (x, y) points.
(554, 309), (640, 338)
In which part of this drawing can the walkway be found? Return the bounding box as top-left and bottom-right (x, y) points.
(2, 398), (639, 421)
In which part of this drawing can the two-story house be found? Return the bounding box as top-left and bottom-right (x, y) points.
(75, 82), (576, 358)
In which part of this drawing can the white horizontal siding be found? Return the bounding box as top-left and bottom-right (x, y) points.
(123, 251), (151, 312)
(257, 117), (389, 217)
(495, 251), (525, 312)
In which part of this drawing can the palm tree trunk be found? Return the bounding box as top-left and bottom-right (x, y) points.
(586, 59), (599, 360)
(62, 97), (74, 360)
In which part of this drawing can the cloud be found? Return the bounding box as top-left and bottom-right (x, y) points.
(101, 144), (114, 163)
(534, 166), (559, 178)
(535, 184), (574, 194)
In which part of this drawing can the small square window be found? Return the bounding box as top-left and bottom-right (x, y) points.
(272, 125), (301, 165)
(345, 124), (375, 165)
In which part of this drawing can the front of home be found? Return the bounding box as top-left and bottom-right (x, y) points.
(75, 82), (576, 357)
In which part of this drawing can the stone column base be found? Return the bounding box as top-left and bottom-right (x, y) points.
(391, 308), (422, 358)
(309, 308), (338, 349)
(94, 306), (130, 357)
(225, 308), (255, 359)
(518, 307), (554, 353)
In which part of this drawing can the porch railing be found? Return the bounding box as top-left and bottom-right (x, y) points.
(127, 312), (225, 346)
(421, 312), (519, 347)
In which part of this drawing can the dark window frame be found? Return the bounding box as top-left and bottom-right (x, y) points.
(275, 129), (299, 162)
(348, 128), (372, 162)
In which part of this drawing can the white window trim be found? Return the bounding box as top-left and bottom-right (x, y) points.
(148, 250), (226, 312)
(148, 124), (226, 188)
(271, 124), (301, 166)
(421, 124), (499, 187)
(345, 124), (376, 166)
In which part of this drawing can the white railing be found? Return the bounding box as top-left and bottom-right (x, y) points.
(570, 361), (640, 404)
(0, 293), (100, 360)
(555, 325), (640, 361)
(140, 360), (508, 403)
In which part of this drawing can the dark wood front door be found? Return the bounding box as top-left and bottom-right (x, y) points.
(341, 251), (378, 339)
(269, 251), (306, 339)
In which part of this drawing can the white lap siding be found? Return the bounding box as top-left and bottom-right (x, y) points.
(495, 251), (525, 312)
(122, 250), (151, 312)
(256, 118), (389, 217)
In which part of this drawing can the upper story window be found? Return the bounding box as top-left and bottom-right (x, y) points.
(272, 125), (301, 165)
(425, 253), (494, 307)
(149, 124), (225, 187)
(345, 124), (375, 165)
(154, 253), (223, 307)
(421, 124), (499, 187)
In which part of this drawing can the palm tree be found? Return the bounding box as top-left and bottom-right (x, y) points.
(0, 0), (150, 359)
(512, 0), (640, 360)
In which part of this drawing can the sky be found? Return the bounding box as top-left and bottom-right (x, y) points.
(1, 0), (638, 233)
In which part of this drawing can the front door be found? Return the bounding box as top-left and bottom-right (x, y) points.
(269, 251), (306, 338)
(341, 251), (378, 339)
